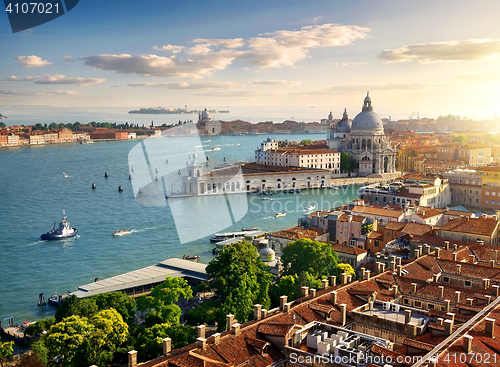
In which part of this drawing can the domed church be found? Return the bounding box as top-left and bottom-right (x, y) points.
(327, 93), (396, 176)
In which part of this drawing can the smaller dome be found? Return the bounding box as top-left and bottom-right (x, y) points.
(364, 91), (371, 103)
(328, 111), (333, 120)
(260, 246), (275, 262)
(335, 108), (351, 133)
(201, 108), (211, 119)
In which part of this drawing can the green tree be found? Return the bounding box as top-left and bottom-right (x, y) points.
(361, 223), (374, 235)
(134, 324), (196, 362)
(206, 241), (271, 300)
(340, 152), (351, 171)
(0, 341), (14, 367)
(136, 276), (192, 325)
(300, 139), (312, 146)
(234, 273), (257, 324)
(452, 134), (468, 145)
(30, 341), (49, 366)
(0, 122), (6, 128)
(55, 295), (98, 322)
(276, 274), (298, 301)
(92, 292), (136, 323)
(25, 318), (56, 336)
(280, 238), (340, 280)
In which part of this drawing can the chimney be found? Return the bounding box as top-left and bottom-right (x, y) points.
(438, 286), (444, 300)
(469, 254), (475, 264)
(424, 245), (430, 254)
(438, 318), (444, 325)
(361, 268), (366, 279)
(365, 270), (371, 281)
(492, 285), (499, 298)
(454, 244), (458, 251)
(390, 260), (396, 271)
(405, 309), (412, 324)
(453, 252), (458, 262)
(397, 265), (403, 277)
(231, 323), (241, 336)
(457, 264), (461, 275)
(341, 273), (348, 284)
(262, 309), (268, 318)
(466, 298), (473, 305)
(462, 335), (473, 353)
(330, 275), (337, 287)
(197, 337), (207, 350)
(226, 314), (234, 331)
(435, 248), (441, 258)
(485, 318), (495, 338)
(444, 319), (454, 335)
(414, 249), (420, 259)
(163, 338), (171, 356)
(444, 299), (451, 312)
(284, 302), (291, 313)
(393, 285), (399, 297)
(330, 291), (338, 305)
(455, 291), (461, 304)
(486, 295), (492, 305)
(396, 257), (402, 266)
(411, 283), (417, 294)
(418, 246), (423, 256)
(128, 351), (137, 367)
(310, 288), (317, 298)
(406, 322), (417, 339)
(493, 250), (498, 263)
(445, 241), (450, 250)
(197, 325), (206, 339)
(491, 260), (496, 267)
(447, 313), (455, 323)
(322, 279), (329, 290)
(347, 274), (353, 283)
(213, 333), (221, 345)
(280, 295), (288, 309)
(432, 274), (438, 282)
(301, 286), (309, 297)
(340, 304), (347, 326)
(254, 304), (262, 320)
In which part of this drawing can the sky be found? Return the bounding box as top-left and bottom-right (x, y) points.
(1, 0), (500, 120)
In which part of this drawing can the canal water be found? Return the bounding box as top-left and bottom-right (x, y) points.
(0, 133), (360, 323)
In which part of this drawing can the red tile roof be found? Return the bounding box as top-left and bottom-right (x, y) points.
(440, 217), (499, 237)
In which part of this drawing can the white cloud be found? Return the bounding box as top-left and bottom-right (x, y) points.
(14, 55), (52, 67)
(335, 62), (366, 66)
(33, 75), (106, 86)
(83, 53), (235, 79)
(301, 82), (445, 96)
(128, 81), (243, 89)
(153, 45), (184, 54)
(379, 39), (500, 64)
(84, 23), (370, 79)
(3, 76), (22, 82)
(63, 55), (74, 62)
(0, 89), (80, 96)
(248, 79), (301, 86)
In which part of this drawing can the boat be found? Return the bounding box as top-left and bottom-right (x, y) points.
(330, 186), (339, 190)
(204, 140), (211, 142)
(112, 230), (130, 236)
(183, 255), (200, 262)
(242, 226), (259, 231)
(306, 205), (316, 211)
(287, 189), (295, 193)
(295, 189), (301, 193)
(262, 197), (271, 201)
(275, 212), (287, 218)
(212, 147), (221, 151)
(62, 171), (72, 177)
(40, 211), (78, 241)
(235, 143), (240, 146)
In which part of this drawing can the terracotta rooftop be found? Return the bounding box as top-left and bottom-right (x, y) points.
(350, 206), (404, 218)
(330, 243), (367, 256)
(440, 217), (499, 237)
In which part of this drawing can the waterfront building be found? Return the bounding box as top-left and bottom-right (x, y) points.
(28, 131), (46, 145)
(43, 132), (58, 143)
(327, 93), (397, 176)
(477, 166), (500, 210)
(57, 128), (74, 142)
(197, 108), (221, 135)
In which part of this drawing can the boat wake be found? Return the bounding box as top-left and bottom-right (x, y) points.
(130, 227), (157, 233)
(25, 240), (44, 247)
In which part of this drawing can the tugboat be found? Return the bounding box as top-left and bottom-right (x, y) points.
(41, 210), (78, 240)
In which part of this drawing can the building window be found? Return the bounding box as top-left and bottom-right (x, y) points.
(414, 301), (422, 308)
(486, 191), (490, 196)
(404, 298), (409, 305)
(443, 276), (450, 283)
(427, 304), (434, 310)
(486, 200), (489, 204)
(465, 280), (472, 287)
(493, 200), (496, 205)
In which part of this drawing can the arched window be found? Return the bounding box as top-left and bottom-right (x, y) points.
(362, 139), (366, 149)
(189, 170), (192, 177)
(367, 139), (371, 150)
(218, 183), (222, 191)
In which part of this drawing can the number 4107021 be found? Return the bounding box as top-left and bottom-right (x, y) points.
(5, 2), (59, 14)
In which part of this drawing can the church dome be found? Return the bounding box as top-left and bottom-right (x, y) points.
(336, 108), (351, 133)
(351, 92), (384, 131)
(260, 246), (275, 262)
(201, 108), (211, 120)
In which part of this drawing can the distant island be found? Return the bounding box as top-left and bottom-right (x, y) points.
(129, 107), (219, 115)
(0, 113), (6, 119)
